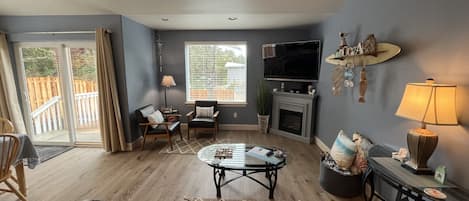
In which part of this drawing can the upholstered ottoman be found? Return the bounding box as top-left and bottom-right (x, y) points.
(319, 158), (362, 197)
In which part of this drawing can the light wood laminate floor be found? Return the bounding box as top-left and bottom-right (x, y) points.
(0, 131), (362, 201)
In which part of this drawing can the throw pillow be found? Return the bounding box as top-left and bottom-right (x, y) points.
(140, 106), (155, 117)
(147, 110), (165, 128)
(351, 132), (373, 174)
(196, 106), (214, 118)
(330, 130), (357, 170)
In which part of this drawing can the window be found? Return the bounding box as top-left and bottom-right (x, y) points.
(185, 42), (247, 104)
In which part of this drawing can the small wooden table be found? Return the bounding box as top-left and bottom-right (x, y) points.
(4, 134), (40, 197)
(161, 108), (180, 122)
(15, 162), (27, 196)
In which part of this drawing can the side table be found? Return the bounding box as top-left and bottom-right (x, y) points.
(363, 145), (469, 201)
(161, 108), (180, 122)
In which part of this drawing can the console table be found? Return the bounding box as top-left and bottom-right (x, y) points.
(363, 146), (469, 201)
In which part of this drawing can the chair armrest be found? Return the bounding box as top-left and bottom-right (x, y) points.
(213, 111), (220, 119)
(186, 111), (194, 117)
(186, 111), (195, 122)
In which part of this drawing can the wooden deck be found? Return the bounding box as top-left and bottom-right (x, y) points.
(0, 130), (361, 201)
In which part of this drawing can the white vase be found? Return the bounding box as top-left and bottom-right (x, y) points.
(257, 114), (270, 134)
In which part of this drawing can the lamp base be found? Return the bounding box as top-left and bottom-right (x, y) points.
(405, 128), (438, 175)
(401, 162), (433, 175)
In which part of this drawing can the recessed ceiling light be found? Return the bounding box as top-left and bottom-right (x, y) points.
(228, 17), (238, 21)
(161, 18), (169, 22)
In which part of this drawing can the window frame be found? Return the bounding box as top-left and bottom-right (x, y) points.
(184, 41), (248, 105)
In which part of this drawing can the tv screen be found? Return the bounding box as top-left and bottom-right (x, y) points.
(263, 40), (321, 82)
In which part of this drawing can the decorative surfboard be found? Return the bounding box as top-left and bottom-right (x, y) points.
(325, 43), (401, 66)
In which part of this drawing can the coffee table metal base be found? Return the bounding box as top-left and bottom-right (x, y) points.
(213, 165), (278, 199)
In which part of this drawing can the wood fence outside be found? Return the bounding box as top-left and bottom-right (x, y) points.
(26, 77), (97, 111)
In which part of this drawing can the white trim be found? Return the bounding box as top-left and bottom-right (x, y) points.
(180, 123), (257, 131)
(184, 41), (248, 103)
(314, 136), (330, 153)
(14, 41), (99, 146)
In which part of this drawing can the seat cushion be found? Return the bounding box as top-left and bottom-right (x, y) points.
(188, 118), (215, 128)
(147, 121), (181, 135)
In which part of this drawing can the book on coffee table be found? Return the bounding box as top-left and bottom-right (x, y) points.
(246, 146), (282, 165)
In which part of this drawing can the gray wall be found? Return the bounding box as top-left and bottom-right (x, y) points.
(158, 30), (312, 124)
(121, 16), (159, 141)
(314, 0), (469, 190)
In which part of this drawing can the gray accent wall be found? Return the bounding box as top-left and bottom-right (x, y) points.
(314, 0), (469, 190)
(158, 30), (311, 124)
(121, 16), (159, 142)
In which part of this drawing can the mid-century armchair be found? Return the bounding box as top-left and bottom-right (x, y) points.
(186, 101), (219, 140)
(135, 105), (182, 150)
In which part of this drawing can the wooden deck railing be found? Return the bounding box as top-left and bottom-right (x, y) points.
(26, 77), (97, 111)
(31, 92), (99, 135)
(31, 96), (63, 135)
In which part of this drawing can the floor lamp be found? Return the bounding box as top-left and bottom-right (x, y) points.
(161, 75), (176, 110)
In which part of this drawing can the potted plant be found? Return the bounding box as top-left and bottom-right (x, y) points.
(256, 80), (270, 134)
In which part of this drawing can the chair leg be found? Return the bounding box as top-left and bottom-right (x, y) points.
(187, 127), (191, 140)
(141, 135), (147, 151)
(214, 126), (217, 141)
(168, 134), (173, 150)
(4, 180), (27, 201)
(179, 125), (183, 140)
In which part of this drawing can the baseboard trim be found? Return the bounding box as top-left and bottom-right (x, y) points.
(219, 124), (258, 131)
(127, 136), (143, 151)
(314, 136), (330, 152)
(181, 123), (258, 131)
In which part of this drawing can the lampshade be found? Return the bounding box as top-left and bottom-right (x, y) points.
(161, 75), (176, 87)
(395, 82), (457, 125)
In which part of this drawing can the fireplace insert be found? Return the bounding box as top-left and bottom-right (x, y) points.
(279, 109), (302, 135)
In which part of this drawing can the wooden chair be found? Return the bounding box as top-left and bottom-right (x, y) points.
(0, 118), (15, 133)
(186, 101), (219, 140)
(135, 105), (182, 150)
(0, 134), (26, 201)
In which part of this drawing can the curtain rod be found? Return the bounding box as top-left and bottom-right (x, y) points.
(3, 29), (112, 35)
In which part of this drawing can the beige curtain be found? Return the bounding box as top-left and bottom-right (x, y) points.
(96, 28), (127, 152)
(0, 33), (26, 134)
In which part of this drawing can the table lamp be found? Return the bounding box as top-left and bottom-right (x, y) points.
(161, 75), (176, 109)
(395, 79), (457, 174)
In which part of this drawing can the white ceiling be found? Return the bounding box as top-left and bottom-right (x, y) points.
(0, 0), (344, 30)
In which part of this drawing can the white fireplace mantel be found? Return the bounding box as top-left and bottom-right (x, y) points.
(271, 91), (318, 143)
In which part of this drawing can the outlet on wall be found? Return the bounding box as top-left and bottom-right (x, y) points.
(233, 112), (238, 118)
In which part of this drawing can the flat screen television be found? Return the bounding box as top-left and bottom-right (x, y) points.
(263, 40), (321, 82)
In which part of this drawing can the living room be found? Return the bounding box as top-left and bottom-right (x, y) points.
(0, 0), (468, 201)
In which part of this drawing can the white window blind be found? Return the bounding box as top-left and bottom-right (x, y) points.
(185, 42), (247, 103)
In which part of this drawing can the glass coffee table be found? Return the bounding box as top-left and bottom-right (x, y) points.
(197, 143), (287, 199)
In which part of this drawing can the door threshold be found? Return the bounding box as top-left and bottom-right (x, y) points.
(74, 143), (103, 148)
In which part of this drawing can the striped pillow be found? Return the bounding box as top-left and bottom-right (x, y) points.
(330, 130), (357, 170)
(196, 106), (214, 118)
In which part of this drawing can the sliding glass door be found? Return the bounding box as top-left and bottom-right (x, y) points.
(15, 42), (101, 145)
